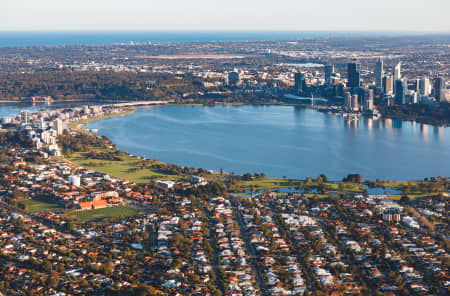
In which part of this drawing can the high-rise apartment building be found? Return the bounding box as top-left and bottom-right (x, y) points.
(351, 94), (359, 111)
(375, 58), (384, 88)
(419, 78), (430, 96)
(55, 118), (63, 136)
(383, 75), (394, 94)
(433, 77), (446, 102)
(395, 79), (407, 104)
(363, 89), (374, 111)
(294, 72), (306, 94)
(394, 62), (401, 81)
(324, 64), (334, 84)
(347, 62), (360, 89)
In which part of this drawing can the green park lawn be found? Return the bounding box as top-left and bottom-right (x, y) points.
(390, 193), (442, 201)
(372, 180), (447, 199)
(238, 177), (301, 189)
(237, 177), (363, 193)
(68, 205), (141, 223)
(64, 149), (185, 184)
(17, 198), (64, 213)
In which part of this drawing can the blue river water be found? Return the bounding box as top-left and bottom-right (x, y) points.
(83, 105), (450, 181)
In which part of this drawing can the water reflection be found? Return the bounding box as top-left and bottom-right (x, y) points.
(393, 120), (402, 129)
(363, 118), (374, 137)
(420, 124), (429, 142)
(344, 116), (359, 129)
(342, 115), (442, 141)
(293, 106), (305, 123)
(383, 118), (392, 129)
(431, 126), (442, 141)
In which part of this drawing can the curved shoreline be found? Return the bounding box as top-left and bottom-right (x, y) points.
(68, 109), (136, 129)
(62, 130), (448, 201)
(79, 104), (450, 182)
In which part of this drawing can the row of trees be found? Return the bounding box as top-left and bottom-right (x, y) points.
(0, 130), (33, 148)
(0, 70), (202, 101)
(85, 150), (122, 161)
(57, 130), (114, 154)
(379, 103), (450, 126)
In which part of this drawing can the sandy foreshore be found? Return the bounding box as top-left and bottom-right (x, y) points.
(68, 109), (136, 129)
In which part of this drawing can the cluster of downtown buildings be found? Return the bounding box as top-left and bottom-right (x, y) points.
(291, 59), (448, 115)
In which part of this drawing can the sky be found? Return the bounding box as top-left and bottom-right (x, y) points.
(2, 0), (450, 32)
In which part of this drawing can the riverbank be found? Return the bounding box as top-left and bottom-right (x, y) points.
(62, 143), (448, 201)
(0, 98), (122, 104)
(112, 100), (173, 107)
(2, 97), (448, 128)
(67, 109), (135, 129)
(378, 104), (450, 127)
(62, 147), (188, 183)
(81, 104), (449, 180)
(59, 120), (449, 201)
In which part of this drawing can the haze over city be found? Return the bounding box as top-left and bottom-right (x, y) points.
(2, 0), (450, 32)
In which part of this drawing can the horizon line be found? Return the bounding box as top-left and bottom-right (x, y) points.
(1, 29), (450, 34)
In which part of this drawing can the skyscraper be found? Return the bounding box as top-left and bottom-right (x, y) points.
(375, 58), (384, 88)
(55, 118), (63, 135)
(419, 78), (430, 96)
(324, 64), (334, 85)
(433, 77), (446, 102)
(344, 91), (352, 109)
(408, 91), (419, 104)
(394, 62), (401, 81)
(294, 72), (306, 94)
(363, 89), (374, 111)
(411, 79), (420, 92)
(347, 62), (360, 89)
(22, 110), (29, 124)
(351, 94), (359, 111)
(395, 79), (407, 105)
(383, 75), (393, 94)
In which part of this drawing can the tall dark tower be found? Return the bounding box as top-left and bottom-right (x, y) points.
(433, 77), (446, 102)
(395, 79), (407, 105)
(294, 72), (306, 95)
(375, 58), (384, 88)
(324, 64), (334, 84)
(348, 62), (360, 89)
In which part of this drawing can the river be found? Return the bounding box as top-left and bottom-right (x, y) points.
(83, 105), (450, 181)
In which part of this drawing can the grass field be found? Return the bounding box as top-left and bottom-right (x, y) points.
(64, 149), (186, 184)
(390, 193), (442, 201)
(17, 199), (64, 213)
(238, 177), (301, 189)
(370, 180), (447, 200)
(237, 177), (364, 192)
(68, 205), (141, 223)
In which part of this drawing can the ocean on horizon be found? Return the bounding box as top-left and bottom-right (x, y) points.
(0, 31), (422, 47)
